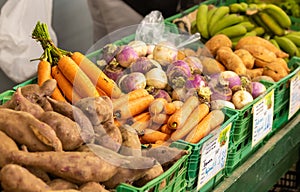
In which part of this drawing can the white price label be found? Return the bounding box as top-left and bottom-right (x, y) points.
(289, 70), (300, 120)
(197, 123), (231, 191)
(252, 90), (274, 147)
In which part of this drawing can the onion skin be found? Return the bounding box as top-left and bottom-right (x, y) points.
(232, 90), (253, 109)
(119, 72), (146, 93)
(153, 41), (178, 66)
(251, 82), (266, 99)
(116, 45), (139, 68)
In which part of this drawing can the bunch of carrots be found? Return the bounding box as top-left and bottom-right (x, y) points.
(32, 22), (122, 103)
(112, 88), (226, 147)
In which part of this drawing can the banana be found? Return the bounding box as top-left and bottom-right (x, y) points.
(207, 6), (217, 24)
(207, 6), (230, 37)
(251, 14), (271, 34)
(274, 36), (298, 57)
(284, 34), (300, 47)
(269, 39), (280, 49)
(210, 14), (244, 36)
(215, 23), (247, 38)
(196, 4), (209, 39)
(239, 21), (256, 31)
(258, 11), (286, 36)
(263, 4), (291, 29)
(229, 3), (247, 13)
(231, 30), (257, 43)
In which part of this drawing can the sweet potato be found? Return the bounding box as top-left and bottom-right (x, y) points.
(47, 179), (78, 190)
(0, 131), (19, 167)
(201, 56), (226, 75)
(234, 49), (255, 69)
(38, 111), (84, 151)
(216, 46), (247, 75)
(238, 44), (277, 63)
(0, 164), (51, 192)
(0, 108), (62, 152)
(203, 34), (232, 56)
(246, 68), (264, 80)
(118, 124), (142, 156)
(79, 182), (109, 192)
(25, 166), (51, 183)
(263, 62), (289, 82)
(235, 36), (289, 58)
(93, 124), (121, 152)
(47, 97), (95, 143)
(9, 144), (156, 184)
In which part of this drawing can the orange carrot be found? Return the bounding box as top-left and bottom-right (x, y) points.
(51, 65), (81, 103)
(71, 51), (122, 98)
(164, 102), (177, 115)
(127, 112), (151, 125)
(112, 88), (149, 110)
(37, 60), (66, 102)
(185, 110), (225, 144)
(141, 129), (170, 143)
(149, 98), (168, 115)
(57, 55), (99, 98)
(96, 87), (108, 96)
(171, 103), (209, 141)
(160, 124), (173, 135)
(114, 94), (154, 120)
(167, 96), (199, 130)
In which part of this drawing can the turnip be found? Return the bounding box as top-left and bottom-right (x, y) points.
(128, 40), (148, 57)
(219, 71), (241, 89)
(130, 57), (159, 74)
(118, 72), (146, 93)
(251, 82), (266, 99)
(185, 74), (206, 89)
(116, 45), (139, 68)
(153, 41), (178, 66)
(102, 44), (119, 63)
(145, 68), (168, 89)
(183, 56), (203, 74)
(167, 60), (192, 88)
(210, 100), (235, 110)
(152, 89), (172, 102)
(103, 63), (125, 82)
(232, 90), (253, 109)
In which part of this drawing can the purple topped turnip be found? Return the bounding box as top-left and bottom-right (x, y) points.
(185, 74), (207, 89)
(116, 45), (139, 68)
(118, 72), (146, 93)
(102, 63), (125, 82)
(232, 90), (253, 109)
(128, 40), (148, 57)
(153, 41), (178, 66)
(219, 71), (241, 89)
(101, 44), (119, 63)
(130, 57), (160, 74)
(145, 68), (168, 89)
(251, 81), (266, 99)
(152, 89), (172, 102)
(183, 56), (203, 74)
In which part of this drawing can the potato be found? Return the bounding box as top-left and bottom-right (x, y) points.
(203, 34), (232, 56)
(0, 164), (51, 192)
(39, 111), (84, 151)
(216, 46), (247, 75)
(0, 108), (62, 152)
(234, 49), (255, 69)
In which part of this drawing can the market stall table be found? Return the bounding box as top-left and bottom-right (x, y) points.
(214, 114), (300, 192)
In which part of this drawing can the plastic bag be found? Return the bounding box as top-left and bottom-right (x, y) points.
(0, 0), (57, 83)
(135, 10), (201, 48)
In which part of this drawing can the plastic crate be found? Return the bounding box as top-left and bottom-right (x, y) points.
(115, 142), (191, 192)
(0, 90), (15, 105)
(176, 108), (238, 191)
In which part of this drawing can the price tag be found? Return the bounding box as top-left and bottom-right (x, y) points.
(288, 70), (300, 120)
(197, 123), (231, 191)
(252, 89), (274, 147)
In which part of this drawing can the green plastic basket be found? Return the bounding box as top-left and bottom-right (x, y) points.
(176, 108), (238, 192)
(115, 142), (191, 192)
(0, 90), (15, 105)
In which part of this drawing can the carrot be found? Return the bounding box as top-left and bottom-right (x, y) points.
(149, 98), (168, 115)
(164, 102), (176, 115)
(57, 55), (99, 98)
(160, 124), (173, 135)
(126, 112), (151, 125)
(71, 51), (122, 98)
(167, 96), (199, 129)
(141, 129), (170, 143)
(51, 65), (81, 103)
(171, 103), (210, 141)
(37, 60), (66, 102)
(112, 88), (149, 110)
(185, 110), (225, 144)
(114, 94), (154, 120)
(130, 119), (151, 135)
(96, 87), (108, 96)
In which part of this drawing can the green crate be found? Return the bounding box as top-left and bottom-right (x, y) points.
(13, 77), (37, 90)
(176, 108), (238, 191)
(115, 142), (191, 192)
(0, 90), (15, 105)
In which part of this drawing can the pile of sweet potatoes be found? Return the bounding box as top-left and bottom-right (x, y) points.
(0, 79), (188, 192)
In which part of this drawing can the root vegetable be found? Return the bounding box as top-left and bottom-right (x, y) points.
(0, 131), (19, 167)
(79, 182), (109, 192)
(0, 108), (62, 152)
(263, 62), (289, 82)
(210, 100), (235, 110)
(232, 90), (254, 109)
(38, 111), (84, 151)
(118, 124), (142, 156)
(204, 34), (232, 57)
(234, 49), (255, 69)
(116, 45), (139, 68)
(251, 82), (266, 99)
(0, 164), (51, 192)
(153, 41), (178, 66)
(145, 68), (168, 89)
(238, 44), (277, 63)
(130, 57), (158, 74)
(92, 124), (121, 152)
(48, 179), (78, 190)
(246, 68), (264, 80)
(118, 72), (147, 93)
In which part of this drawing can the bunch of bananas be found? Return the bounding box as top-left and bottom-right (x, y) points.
(271, 31), (300, 57)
